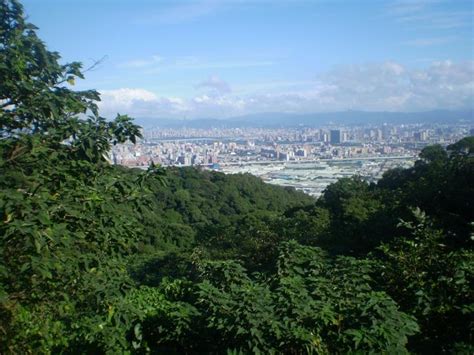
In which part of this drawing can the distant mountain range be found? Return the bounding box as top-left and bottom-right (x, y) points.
(135, 110), (474, 129)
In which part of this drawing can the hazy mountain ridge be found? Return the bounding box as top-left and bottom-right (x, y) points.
(135, 110), (474, 129)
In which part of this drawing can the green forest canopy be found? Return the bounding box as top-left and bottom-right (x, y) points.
(1, 1), (473, 353)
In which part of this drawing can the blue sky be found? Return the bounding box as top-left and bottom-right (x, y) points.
(23, 0), (474, 118)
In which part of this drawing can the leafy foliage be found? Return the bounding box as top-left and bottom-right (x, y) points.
(374, 209), (473, 353)
(128, 242), (418, 354)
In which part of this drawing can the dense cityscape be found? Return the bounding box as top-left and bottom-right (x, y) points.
(111, 121), (474, 196)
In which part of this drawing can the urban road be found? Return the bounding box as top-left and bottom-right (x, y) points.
(131, 155), (416, 169)
(217, 155), (415, 167)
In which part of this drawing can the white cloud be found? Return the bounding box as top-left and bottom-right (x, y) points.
(100, 88), (157, 105)
(196, 75), (232, 95)
(98, 88), (188, 117)
(98, 61), (474, 119)
(387, 0), (473, 29)
(316, 60), (473, 111)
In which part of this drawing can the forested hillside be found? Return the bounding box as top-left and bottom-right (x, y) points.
(1, 1), (472, 353)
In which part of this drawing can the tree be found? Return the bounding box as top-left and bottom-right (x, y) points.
(419, 144), (448, 163)
(374, 209), (473, 353)
(0, 0), (141, 160)
(447, 136), (474, 155)
(0, 1), (150, 351)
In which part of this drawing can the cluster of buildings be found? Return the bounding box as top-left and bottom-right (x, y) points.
(110, 123), (473, 168)
(109, 122), (472, 197)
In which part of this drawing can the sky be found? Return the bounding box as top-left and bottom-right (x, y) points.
(22, 0), (474, 119)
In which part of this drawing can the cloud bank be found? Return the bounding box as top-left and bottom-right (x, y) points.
(98, 60), (474, 119)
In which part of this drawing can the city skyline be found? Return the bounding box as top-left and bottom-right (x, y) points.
(111, 120), (472, 196)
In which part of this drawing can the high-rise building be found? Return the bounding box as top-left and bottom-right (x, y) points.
(342, 131), (349, 142)
(330, 130), (341, 144)
(376, 129), (383, 141)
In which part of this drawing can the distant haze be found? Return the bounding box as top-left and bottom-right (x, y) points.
(134, 110), (474, 129)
